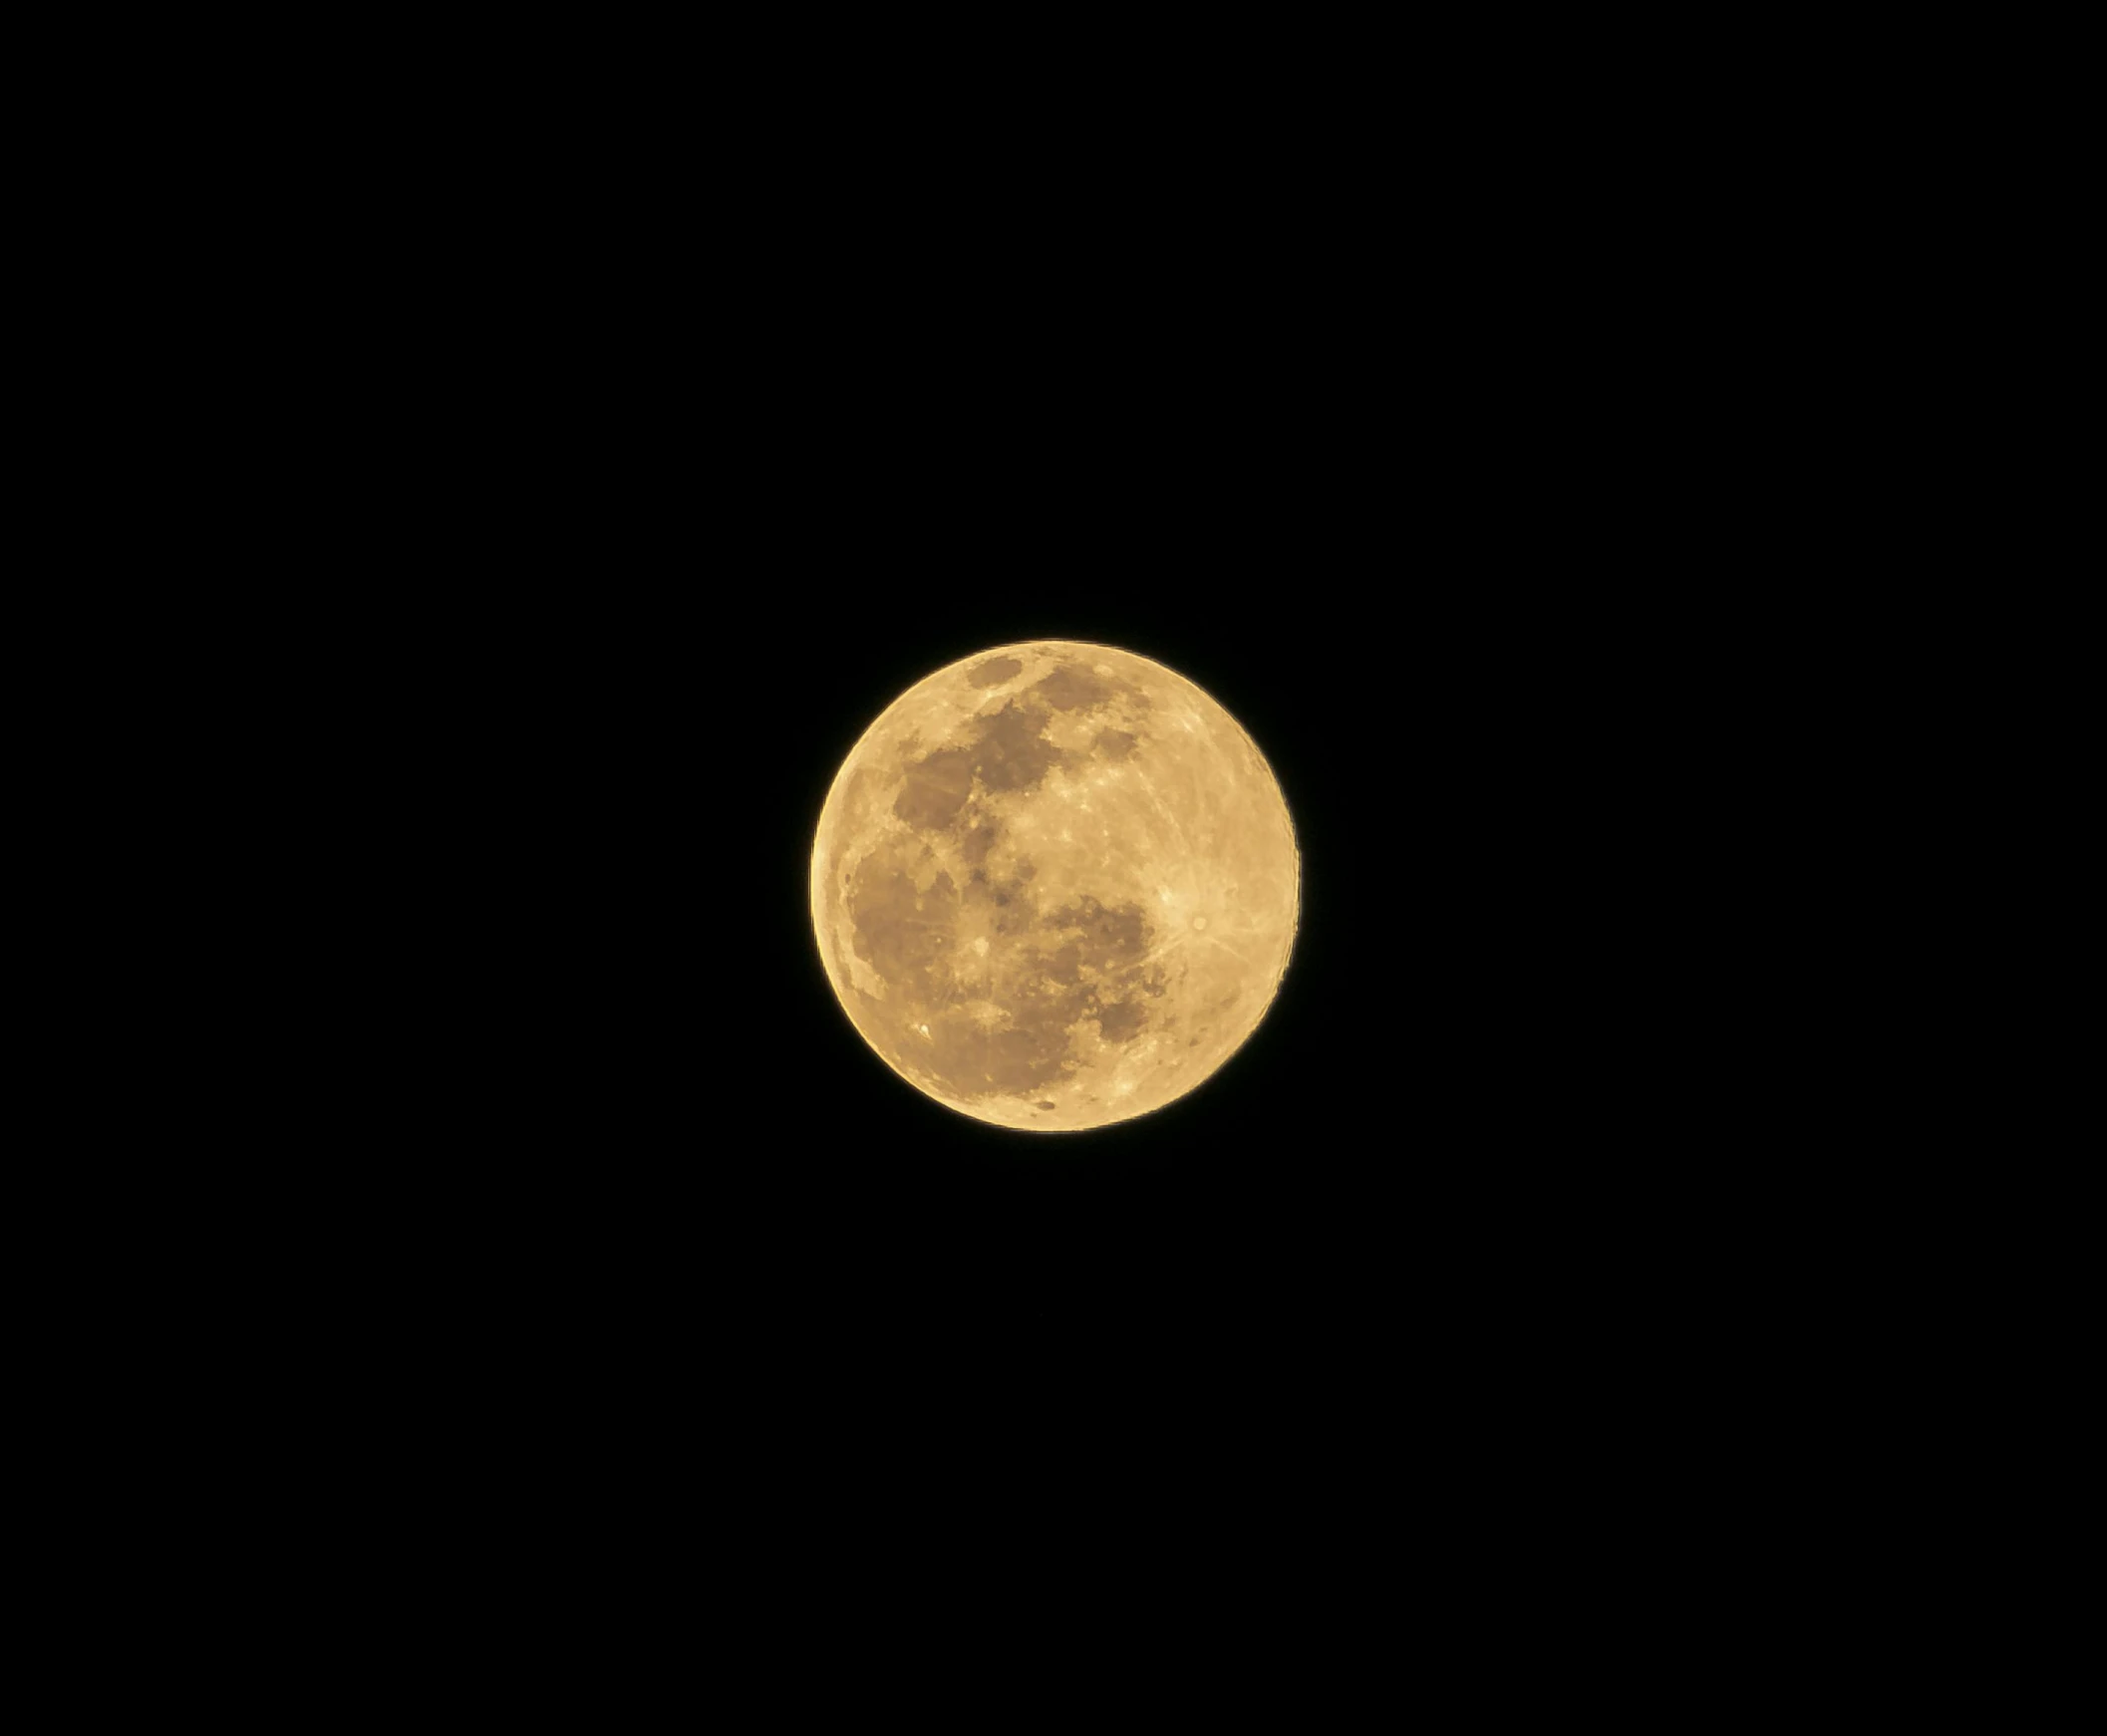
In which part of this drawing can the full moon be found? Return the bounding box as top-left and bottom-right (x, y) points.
(809, 641), (1298, 1131)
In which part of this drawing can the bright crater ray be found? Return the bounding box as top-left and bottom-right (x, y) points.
(809, 642), (1299, 1132)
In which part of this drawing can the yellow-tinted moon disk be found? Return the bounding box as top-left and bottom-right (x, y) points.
(810, 642), (1298, 1131)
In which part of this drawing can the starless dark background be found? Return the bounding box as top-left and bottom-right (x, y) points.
(101, 21), (1898, 1683)
(268, 80), (1809, 1520)
(330, 286), (1774, 1435)
(394, 522), (1737, 1425)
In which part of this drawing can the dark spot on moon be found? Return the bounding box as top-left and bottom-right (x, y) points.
(959, 820), (999, 864)
(1095, 1000), (1147, 1043)
(893, 746), (975, 829)
(847, 851), (958, 999)
(1037, 1101), (1055, 1110)
(958, 1026), (1071, 1093)
(973, 704), (1065, 793)
(1034, 665), (1112, 712)
(892, 712), (1069, 838)
(968, 656), (1024, 688)
(1094, 728), (1138, 761)
(1050, 895), (1148, 970)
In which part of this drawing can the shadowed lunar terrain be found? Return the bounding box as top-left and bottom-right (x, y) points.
(810, 642), (1298, 1131)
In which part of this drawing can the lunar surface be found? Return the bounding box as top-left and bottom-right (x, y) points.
(810, 642), (1298, 1131)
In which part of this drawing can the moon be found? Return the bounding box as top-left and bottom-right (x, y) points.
(809, 641), (1298, 1131)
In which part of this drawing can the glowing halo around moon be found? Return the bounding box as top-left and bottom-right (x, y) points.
(809, 641), (1299, 1132)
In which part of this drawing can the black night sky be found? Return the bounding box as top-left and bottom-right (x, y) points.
(435, 543), (1696, 1399)
(335, 194), (1768, 1461)
(197, 44), (1833, 1647)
